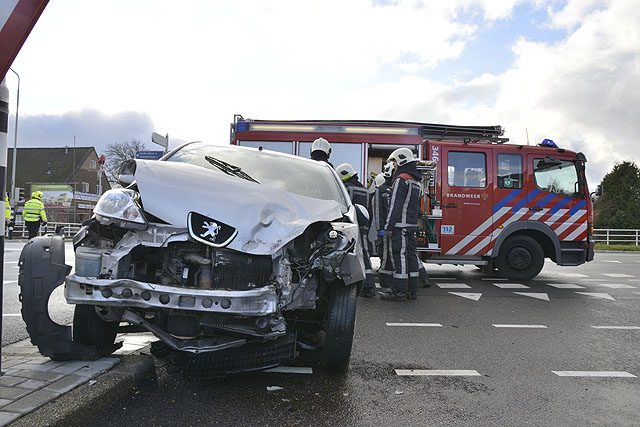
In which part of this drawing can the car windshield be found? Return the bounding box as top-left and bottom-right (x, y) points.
(166, 142), (349, 211)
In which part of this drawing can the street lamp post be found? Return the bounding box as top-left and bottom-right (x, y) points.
(8, 68), (19, 205)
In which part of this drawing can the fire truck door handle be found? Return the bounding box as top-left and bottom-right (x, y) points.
(530, 206), (542, 211)
(443, 204), (457, 208)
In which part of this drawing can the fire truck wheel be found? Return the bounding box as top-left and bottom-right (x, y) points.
(496, 235), (544, 281)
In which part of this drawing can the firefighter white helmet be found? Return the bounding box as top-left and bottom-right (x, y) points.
(388, 148), (416, 166)
(310, 137), (331, 156)
(336, 163), (357, 181)
(382, 162), (394, 178)
(374, 173), (386, 188)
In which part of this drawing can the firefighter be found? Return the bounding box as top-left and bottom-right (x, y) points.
(373, 164), (394, 289)
(381, 148), (423, 301)
(23, 191), (47, 239)
(335, 163), (376, 297)
(310, 137), (333, 167)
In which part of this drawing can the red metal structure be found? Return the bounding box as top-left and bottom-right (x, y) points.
(230, 115), (594, 280)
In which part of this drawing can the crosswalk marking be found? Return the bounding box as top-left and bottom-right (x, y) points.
(386, 323), (443, 327)
(552, 371), (636, 378)
(603, 273), (634, 278)
(448, 292), (482, 301)
(396, 369), (481, 377)
(492, 324), (547, 328)
(575, 292), (615, 301)
(591, 326), (640, 330)
(602, 260), (622, 263)
(513, 292), (550, 301)
(547, 283), (584, 289)
(436, 283), (471, 289)
(493, 283), (529, 289)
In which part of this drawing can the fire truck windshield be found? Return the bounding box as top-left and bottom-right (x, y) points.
(533, 159), (581, 197)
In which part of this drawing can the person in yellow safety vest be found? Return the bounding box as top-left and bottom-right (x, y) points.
(5, 193), (10, 224)
(24, 191), (48, 239)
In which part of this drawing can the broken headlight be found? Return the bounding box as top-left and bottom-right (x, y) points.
(94, 189), (147, 229)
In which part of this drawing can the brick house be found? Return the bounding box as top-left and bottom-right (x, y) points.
(7, 147), (111, 223)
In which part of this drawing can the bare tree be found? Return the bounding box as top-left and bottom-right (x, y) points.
(103, 138), (148, 185)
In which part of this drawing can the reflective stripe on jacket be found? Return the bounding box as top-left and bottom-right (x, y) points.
(5, 196), (10, 221)
(23, 198), (47, 222)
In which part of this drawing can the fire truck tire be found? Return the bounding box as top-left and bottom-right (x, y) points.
(323, 283), (357, 372)
(496, 235), (544, 281)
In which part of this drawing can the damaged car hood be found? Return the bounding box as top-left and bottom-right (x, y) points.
(134, 160), (345, 255)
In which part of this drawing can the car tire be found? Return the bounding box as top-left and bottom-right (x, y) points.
(496, 235), (544, 281)
(72, 305), (118, 357)
(323, 283), (357, 372)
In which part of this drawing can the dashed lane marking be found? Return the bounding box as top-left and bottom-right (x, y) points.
(386, 323), (443, 327)
(603, 273), (635, 278)
(602, 260), (622, 263)
(264, 367), (313, 374)
(492, 324), (547, 328)
(492, 283), (529, 289)
(552, 371), (636, 378)
(547, 283), (585, 289)
(591, 326), (640, 330)
(448, 292), (482, 301)
(513, 292), (550, 301)
(436, 283), (471, 289)
(596, 283), (636, 289)
(396, 369), (481, 377)
(2, 314), (21, 317)
(3, 280), (17, 285)
(574, 292), (615, 301)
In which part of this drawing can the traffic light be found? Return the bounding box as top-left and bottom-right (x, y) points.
(15, 187), (25, 202)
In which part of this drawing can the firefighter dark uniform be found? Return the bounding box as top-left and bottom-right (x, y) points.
(382, 152), (422, 301)
(373, 174), (393, 289)
(23, 191), (47, 239)
(336, 163), (376, 297)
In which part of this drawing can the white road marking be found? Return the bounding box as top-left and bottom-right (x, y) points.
(575, 292), (616, 301)
(493, 283), (529, 289)
(448, 292), (482, 301)
(263, 366), (313, 374)
(436, 283), (471, 289)
(3, 280), (17, 285)
(482, 277), (507, 281)
(591, 326), (640, 330)
(596, 283), (636, 289)
(386, 323), (443, 327)
(513, 292), (550, 301)
(396, 369), (481, 377)
(558, 273), (589, 278)
(602, 260), (622, 263)
(552, 371), (636, 378)
(492, 324), (547, 328)
(603, 273), (635, 278)
(2, 314), (22, 317)
(547, 283), (585, 289)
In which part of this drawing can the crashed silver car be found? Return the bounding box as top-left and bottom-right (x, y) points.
(19, 143), (367, 374)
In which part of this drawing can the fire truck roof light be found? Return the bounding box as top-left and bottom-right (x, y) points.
(249, 124), (317, 132)
(343, 127), (414, 134)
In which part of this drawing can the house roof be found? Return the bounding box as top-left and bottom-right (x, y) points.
(7, 147), (94, 189)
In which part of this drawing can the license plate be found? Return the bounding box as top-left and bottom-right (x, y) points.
(187, 212), (238, 248)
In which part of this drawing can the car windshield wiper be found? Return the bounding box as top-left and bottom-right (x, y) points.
(204, 156), (259, 184)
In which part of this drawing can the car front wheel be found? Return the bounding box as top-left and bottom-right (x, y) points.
(323, 283), (357, 372)
(72, 305), (119, 357)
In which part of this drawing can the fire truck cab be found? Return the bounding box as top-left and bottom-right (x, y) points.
(230, 115), (594, 280)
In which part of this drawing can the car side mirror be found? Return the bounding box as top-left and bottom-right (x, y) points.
(355, 204), (370, 227)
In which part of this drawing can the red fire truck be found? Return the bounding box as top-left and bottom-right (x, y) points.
(230, 115), (595, 280)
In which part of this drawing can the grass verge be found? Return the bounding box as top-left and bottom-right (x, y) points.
(595, 243), (640, 251)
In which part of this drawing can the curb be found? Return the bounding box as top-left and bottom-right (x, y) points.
(9, 354), (155, 427)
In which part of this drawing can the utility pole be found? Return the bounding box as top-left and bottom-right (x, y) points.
(8, 68), (18, 205)
(1, 78), (10, 375)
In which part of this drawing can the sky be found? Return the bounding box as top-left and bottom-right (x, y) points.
(4, 0), (640, 190)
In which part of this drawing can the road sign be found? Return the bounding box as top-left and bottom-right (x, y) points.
(135, 151), (164, 160)
(152, 132), (168, 149)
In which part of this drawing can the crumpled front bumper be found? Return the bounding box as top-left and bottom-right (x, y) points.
(64, 275), (278, 316)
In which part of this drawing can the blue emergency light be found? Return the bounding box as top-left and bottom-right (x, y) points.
(540, 138), (558, 148)
(235, 121), (248, 132)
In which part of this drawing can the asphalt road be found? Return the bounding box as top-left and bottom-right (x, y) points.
(80, 251), (640, 427)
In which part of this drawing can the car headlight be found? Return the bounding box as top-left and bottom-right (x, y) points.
(94, 189), (147, 229)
